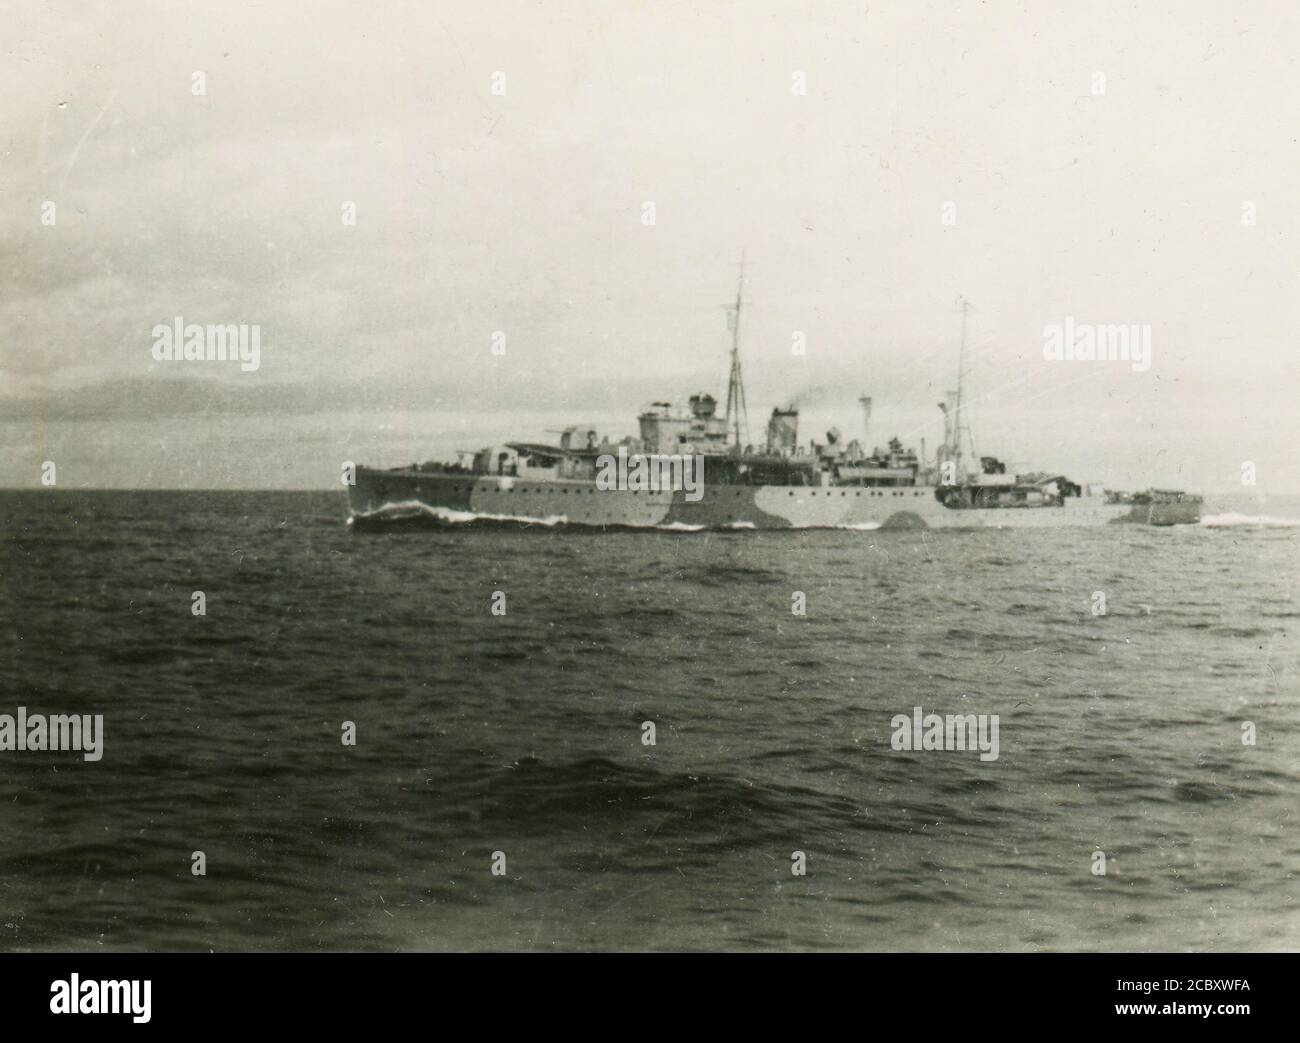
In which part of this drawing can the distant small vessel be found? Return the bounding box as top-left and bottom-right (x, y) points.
(350, 278), (1201, 531)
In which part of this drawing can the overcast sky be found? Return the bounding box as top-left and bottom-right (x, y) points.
(2, 0), (1297, 491)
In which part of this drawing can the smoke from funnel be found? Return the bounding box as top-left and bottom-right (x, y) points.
(786, 384), (833, 409)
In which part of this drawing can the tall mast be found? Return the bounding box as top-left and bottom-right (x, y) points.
(952, 296), (975, 477)
(724, 253), (750, 449)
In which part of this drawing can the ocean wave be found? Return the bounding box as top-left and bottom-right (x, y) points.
(456, 755), (872, 849)
(697, 563), (785, 584)
(1201, 512), (1300, 528)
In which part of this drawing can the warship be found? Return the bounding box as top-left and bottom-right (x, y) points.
(348, 281), (1201, 531)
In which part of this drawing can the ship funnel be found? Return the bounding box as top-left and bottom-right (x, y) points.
(767, 406), (799, 455)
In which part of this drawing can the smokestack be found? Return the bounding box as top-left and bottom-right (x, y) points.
(767, 407), (799, 455)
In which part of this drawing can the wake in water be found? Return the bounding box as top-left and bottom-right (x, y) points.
(1201, 512), (1300, 528)
(349, 501), (570, 529)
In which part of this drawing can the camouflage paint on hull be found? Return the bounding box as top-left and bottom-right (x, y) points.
(349, 468), (1201, 529)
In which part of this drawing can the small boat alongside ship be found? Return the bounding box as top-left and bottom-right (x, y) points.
(349, 281), (1201, 532)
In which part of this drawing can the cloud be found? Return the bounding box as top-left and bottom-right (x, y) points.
(0, 0), (1296, 489)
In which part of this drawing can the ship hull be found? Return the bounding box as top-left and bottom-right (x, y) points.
(349, 469), (1201, 530)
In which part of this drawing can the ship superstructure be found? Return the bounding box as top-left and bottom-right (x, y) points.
(349, 275), (1201, 530)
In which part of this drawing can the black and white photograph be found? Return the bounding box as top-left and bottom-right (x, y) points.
(0, 0), (1295, 1016)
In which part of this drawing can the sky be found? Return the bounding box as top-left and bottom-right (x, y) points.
(1, 0), (1297, 492)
